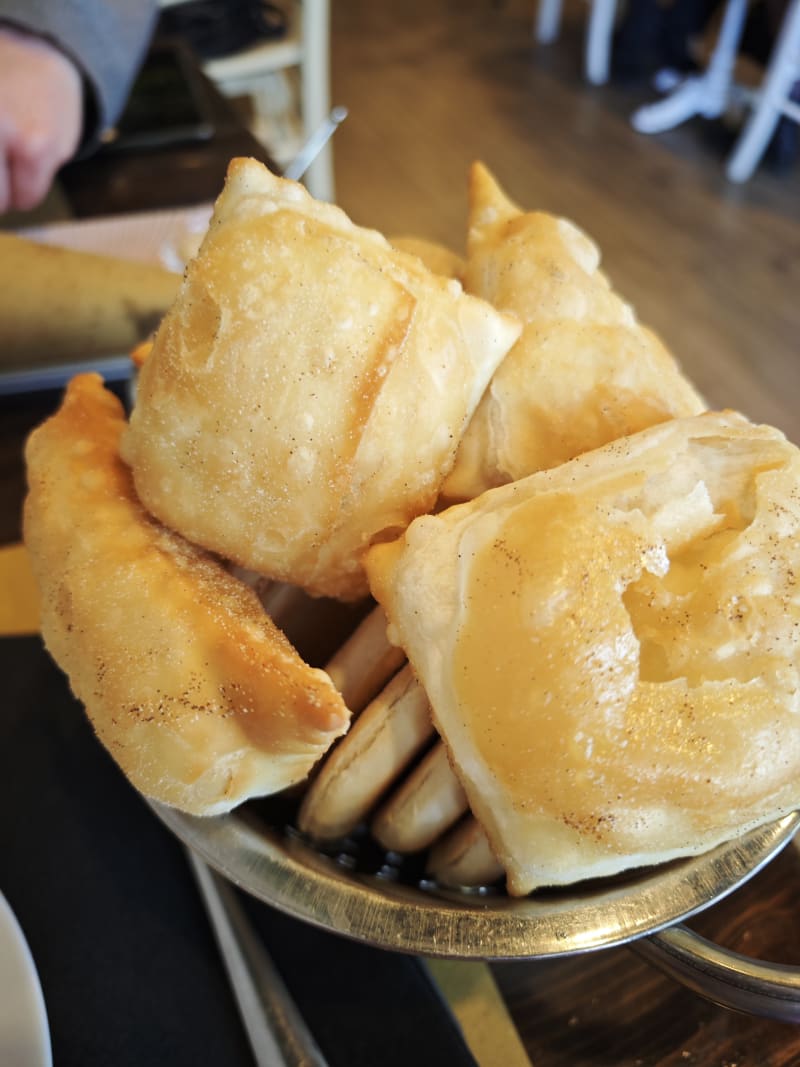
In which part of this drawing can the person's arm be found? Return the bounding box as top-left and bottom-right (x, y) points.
(2, 0), (159, 147)
(0, 27), (82, 212)
(0, 0), (158, 212)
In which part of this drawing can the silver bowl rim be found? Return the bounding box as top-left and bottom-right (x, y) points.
(152, 802), (800, 960)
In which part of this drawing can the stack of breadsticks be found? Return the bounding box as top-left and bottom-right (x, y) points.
(24, 158), (800, 896)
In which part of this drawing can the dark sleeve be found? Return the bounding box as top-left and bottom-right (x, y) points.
(0, 0), (159, 149)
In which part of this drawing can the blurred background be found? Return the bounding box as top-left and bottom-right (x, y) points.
(326, 0), (800, 444)
(3, 0), (799, 439)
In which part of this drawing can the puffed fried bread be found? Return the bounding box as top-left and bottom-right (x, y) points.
(389, 235), (465, 279)
(122, 159), (521, 600)
(443, 163), (704, 501)
(24, 374), (350, 816)
(367, 411), (800, 895)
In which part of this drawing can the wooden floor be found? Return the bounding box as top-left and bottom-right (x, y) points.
(329, 0), (800, 443)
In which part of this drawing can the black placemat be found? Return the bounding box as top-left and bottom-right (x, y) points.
(1, 635), (477, 1067)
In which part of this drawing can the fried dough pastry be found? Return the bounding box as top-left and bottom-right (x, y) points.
(367, 411), (800, 895)
(122, 159), (520, 600)
(389, 235), (465, 279)
(443, 163), (705, 501)
(24, 374), (350, 815)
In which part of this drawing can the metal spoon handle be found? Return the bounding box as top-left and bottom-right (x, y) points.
(283, 107), (348, 182)
(186, 847), (330, 1067)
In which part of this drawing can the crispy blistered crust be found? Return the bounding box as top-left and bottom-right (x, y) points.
(443, 163), (704, 500)
(122, 159), (520, 600)
(23, 375), (350, 815)
(389, 236), (465, 280)
(368, 411), (800, 894)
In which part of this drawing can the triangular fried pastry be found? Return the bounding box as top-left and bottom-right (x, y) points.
(122, 159), (520, 600)
(367, 411), (800, 895)
(24, 375), (350, 815)
(443, 162), (705, 501)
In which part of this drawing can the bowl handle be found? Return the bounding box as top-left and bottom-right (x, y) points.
(631, 924), (800, 1022)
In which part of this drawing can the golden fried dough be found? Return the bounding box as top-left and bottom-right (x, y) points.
(368, 411), (800, 894)
(122, 159), (520, 600)
(389, 235), (465, 279)
(443, 163), (704, 500)
(24, 375), (350, 815)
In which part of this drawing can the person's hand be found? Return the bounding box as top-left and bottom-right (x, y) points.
(0, 27), (83, 213)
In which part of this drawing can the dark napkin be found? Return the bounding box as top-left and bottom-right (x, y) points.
(0, 636), (477, 1067)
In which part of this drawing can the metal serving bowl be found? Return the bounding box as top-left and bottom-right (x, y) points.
(152, 799), (800, 1022)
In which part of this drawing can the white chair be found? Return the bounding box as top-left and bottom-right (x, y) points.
(160, 0), (334, 201)
(628, 0), (800, 182)
(630, 0), (748, 135)
(535, 0), (618, 86)
(726, 0), (800, 182)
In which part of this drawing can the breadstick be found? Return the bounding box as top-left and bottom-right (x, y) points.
(427, 818), (504, 889)
(298, 665), (434, 840)
(324, 606), (406, 714)
(372, 742), (468, 853)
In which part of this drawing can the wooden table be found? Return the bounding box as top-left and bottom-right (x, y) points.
(493, 843), (800, 1064)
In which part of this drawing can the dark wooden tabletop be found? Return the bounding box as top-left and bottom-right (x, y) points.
(494, 839), (800, 1064)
